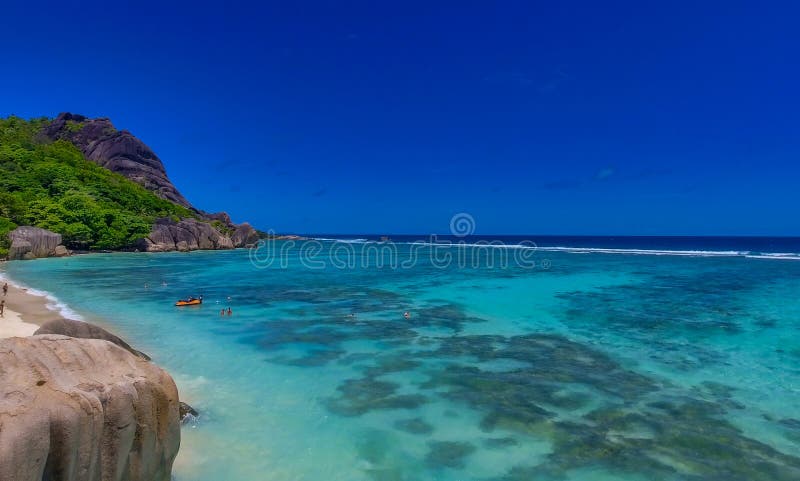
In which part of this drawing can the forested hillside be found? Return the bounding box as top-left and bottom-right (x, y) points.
(0, 116), (193, 256)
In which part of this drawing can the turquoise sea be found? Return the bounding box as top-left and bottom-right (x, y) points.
(3, 238), (800, 481)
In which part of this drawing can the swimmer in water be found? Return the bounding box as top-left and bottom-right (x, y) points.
(403, 311), (410, 319)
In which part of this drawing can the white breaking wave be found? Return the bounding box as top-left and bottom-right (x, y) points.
(307, 240), (800, 260)
(744, 253), (800, 261)
(0, 273), (84, 320)
(534, 246), (751, 257)
(313, 237), (370, 244)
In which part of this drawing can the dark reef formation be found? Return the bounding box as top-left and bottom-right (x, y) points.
(240, 275), (800, 481)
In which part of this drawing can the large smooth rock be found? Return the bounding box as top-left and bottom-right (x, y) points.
(8, 239), (32, 260)
(34, 318), (150, 360)
(0, 335), (181, 481)
(139, 218), (235, 253)
(7, 226), (62, 260)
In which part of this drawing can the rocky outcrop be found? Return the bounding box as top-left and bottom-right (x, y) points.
(179, 402), (199, 424)
(0, 335), (181, 481)
(42, 113), (192, 209)
(37, 113), (262, 253)
(138, 218), (236, 252)
(34, 318), (150, 360)
(7, 226), (67, 260)
(231, 222), (260, 247)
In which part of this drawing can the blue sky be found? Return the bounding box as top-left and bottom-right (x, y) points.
(2, 1), (798, 235)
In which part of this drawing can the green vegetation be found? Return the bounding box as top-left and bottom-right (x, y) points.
(211, 220), (234, 236)
(0, 116), (192, 256)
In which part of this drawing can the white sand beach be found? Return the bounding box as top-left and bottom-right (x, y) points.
(0, 277), (60, 338)
(0, 307), (39, 338)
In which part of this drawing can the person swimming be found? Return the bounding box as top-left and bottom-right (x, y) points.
(227, 307), (232, 316)
(403, 311), (411, 319)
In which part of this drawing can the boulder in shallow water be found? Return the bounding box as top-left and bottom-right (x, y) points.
(231, 222), (259, 247)
(0, 335), (180, 481)
(179, 402), (199, 423)
(54, 245), (70, 257)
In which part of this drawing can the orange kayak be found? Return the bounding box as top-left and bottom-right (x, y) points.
(175, 298), (202, 306)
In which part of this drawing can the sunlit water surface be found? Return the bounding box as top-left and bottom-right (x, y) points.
(4, 243), (800, 481)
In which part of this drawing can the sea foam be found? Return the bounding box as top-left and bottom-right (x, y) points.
(0, 273), (84, 320)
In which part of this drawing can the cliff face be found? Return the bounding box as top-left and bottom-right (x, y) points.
(42, 113), (192, 209)
(141, 217), (235, 252)
(0, 335), (181, 481)
(31, 112), (263, 255)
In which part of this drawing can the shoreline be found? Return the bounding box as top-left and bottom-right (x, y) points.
(0, 275), (68, 338)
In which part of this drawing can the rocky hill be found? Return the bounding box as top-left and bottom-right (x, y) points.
(42, 113), (193, 209)
(0, 114), (260, 258)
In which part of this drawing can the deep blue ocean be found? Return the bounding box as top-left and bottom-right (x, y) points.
(3, 236), (800, 480)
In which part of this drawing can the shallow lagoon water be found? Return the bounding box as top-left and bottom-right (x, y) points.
(4, 242), (800, 480)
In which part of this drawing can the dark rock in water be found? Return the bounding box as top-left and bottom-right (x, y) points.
(42, 113), (192, 208)
(179, 402), (199, 423)
(285, 348), (345, 366)
(34, 318), (150, 360)
(425, 441), (476, 469)
(325, 378), (428, 417)
(779, 418), (800, 430)
(483, 437), (519, 448)
(231, 222), (260, 247)
(7, 226), (64, 260)
(394, 417), (434, 435)
(362, 355), (420, 377)
(541, 399), (800, 481)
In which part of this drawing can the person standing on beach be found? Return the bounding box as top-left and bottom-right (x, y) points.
(2, 282), (7, 296)
(1, 300), (5, 317)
